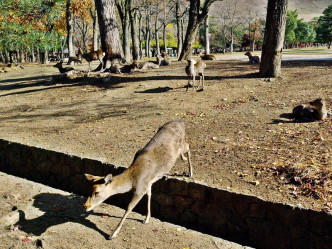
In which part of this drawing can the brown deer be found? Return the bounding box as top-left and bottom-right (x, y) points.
(160, 52), (172, 66)
(244, 51), (260, 64)
(185, 59), (206, 91)
(53, 60), (74, 74)
(84, 120), (192, 240)
(292, 98), (328, 121)
(82, 49), (104, 72)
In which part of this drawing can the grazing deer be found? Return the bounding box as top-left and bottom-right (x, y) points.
(53, 60), (74, 74)
(67, 56), (82, 65)
(185, 59), (206, 91)
(140, 55), (161, 69)
(84, 120), (193, 240)
(82, 49), (104, 72)
(292, 98), (328, 121)
(244, 51), (260, 64)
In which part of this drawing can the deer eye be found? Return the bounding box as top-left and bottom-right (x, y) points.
(94, 192), (99, 196)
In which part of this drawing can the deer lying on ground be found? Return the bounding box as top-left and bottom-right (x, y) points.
(199, 52), (216, 60)
(292, 98), (328, 121)
(82, 49), (104, 72)
(140, 55), (161, 69)
(160, 52), (171, 66)
(84, 120), (192, 240)
(53, 60), (74, 74)
(67, 56), (82, 65)
(185, 59), (206, 91)
(244, 51), (260, 64)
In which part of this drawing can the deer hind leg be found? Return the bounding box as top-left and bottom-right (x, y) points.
(143, 187), (152, 224)
(109, 192), (145, 240)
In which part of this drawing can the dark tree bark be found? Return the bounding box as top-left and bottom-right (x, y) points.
(178, 0), (217, 61)
(66, 0), (75, 63)
(94, 0), (123, 69)
(259, 0), (288, 77)
(129, 0), (139, 61)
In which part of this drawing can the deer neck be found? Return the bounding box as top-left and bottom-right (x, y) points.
(109, 171), (133, 195)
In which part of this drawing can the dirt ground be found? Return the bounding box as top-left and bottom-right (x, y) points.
(0, 172), (250, 249)
(0, 55), (331, 216)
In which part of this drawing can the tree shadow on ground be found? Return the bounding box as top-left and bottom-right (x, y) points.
(15, 193), (111, 238)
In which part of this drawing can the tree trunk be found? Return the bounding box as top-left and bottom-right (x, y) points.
(138, 12), (143, 58)
(66, 0), (75, 64)
(92, 9), (99, 51)
(95, 0), (123, 69)
(175, 1), (182, 57)
(178, 0), (216, 61)
(31, 47), (35, 62)
(145, 5), (152, 57)
(259, 0), (288, 77)
(155, 14), (161, 56)
(36, 47), (40, 63)
(230, 27), (234, 53)
(129, 0), (139, 61)
(204, 14), (210, 55)
(123, 0), (131, 62)
(162, 2), (167, 54)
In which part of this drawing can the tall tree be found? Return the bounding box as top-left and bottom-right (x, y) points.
(175, 0), (188, 57)
(204, 14), (210, 55)
(315, 4), (332, 49)
(66, 0), (75, 61)
(178, 0), (218, 61)
(116, 0), (131, 62)
(129, 0), (139, 60)
(259, 0), (288, 77)
(94, 0), (123, 68)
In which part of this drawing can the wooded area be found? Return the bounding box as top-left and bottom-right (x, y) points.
(0, 0), (331, 75)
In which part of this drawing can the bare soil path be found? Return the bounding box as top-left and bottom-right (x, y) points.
(0, 172), (250, 248)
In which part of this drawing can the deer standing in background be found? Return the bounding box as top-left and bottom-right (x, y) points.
(292, 98), (328, 121)
(82, 49), (104, 72)
(53, 60), (74, 74)
(84, 120), (193, 240)
(185, 59), (206, 91)
(244, 51), (260, 64)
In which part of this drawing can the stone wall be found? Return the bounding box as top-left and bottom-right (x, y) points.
(0, 138), (331, 249)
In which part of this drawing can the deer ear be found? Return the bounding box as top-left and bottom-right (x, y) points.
(104, 174), (113, 185)
(85, 173), (100, 182)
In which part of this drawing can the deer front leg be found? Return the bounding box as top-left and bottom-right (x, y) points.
(201, 73), (205, 90)
(109, 193), (144, 240)
(186, 75), (191, 91)
(192, 75), (196, 91)
(181, 143), (193, 177)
